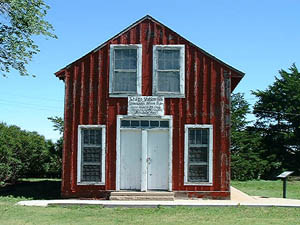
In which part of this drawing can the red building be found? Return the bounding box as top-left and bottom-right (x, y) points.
(55, 15), (244, 199)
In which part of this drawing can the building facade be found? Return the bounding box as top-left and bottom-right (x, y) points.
(55, 15), (244, 199)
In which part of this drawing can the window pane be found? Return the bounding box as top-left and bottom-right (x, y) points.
(188, 165), (208, 182)
(82, 165), (101, 182)
(189, 129), (195, 144)
(160, 121), (169, 128)
(130, 120), (140, 127)
(83, 130), (89, 144)
(195, 130), (202, 144)
(121, 120), (130, 127)
(82, 129), (101, 145)
(158, 71), (180, 92)
(95, 130), (102, 145)
(141, 120), (149, 127)
(150, 121), (159, 128)
(115, 49), (137, 70)
(188, 166), (208, 182)
(114, 72), (137, 92)
(89, 130), (96, 144)
(83, 147), (101, 163)
(158, 49), (180, 70)
(202, 129), (208, 144)
(189, 147), (208, 163)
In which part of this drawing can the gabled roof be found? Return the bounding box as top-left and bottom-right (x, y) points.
(55, 15), (244, 80)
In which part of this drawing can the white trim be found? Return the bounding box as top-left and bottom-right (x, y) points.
(116, 117), (121, 191)
(116, 115), (173, 191)
(152, 45), (185, 98)
(77, 125), (106, 185)
(109, 44), (142, 97)
(141, 130), (148, 192)
(168, 117), (173, 191)
(184, 124), (213, 186)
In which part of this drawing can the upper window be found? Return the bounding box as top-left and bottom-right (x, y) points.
(109, 44), (142, 96)
(184, 124), (213, 185)
(77, 125), (106, 185)
(153, 45), (185, 97)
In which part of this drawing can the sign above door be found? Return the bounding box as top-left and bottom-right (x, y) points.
(128, 96), (164, 116)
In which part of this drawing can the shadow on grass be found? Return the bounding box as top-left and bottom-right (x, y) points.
(0, 179), (61, 200)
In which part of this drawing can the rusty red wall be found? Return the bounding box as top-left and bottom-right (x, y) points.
(59, 18), (242, 198)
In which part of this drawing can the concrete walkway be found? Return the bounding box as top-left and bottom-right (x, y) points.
(17, 187), (300, 208)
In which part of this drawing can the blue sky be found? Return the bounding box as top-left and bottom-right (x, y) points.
(1, 0), (299, 141)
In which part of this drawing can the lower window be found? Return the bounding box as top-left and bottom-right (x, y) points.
(77, 125), (106, 185)
(184, 124), (213, 184)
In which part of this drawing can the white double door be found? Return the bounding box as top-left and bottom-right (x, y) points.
(120, 128), (169, 191)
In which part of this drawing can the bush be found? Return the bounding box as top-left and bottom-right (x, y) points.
(0, 123), (61, 185)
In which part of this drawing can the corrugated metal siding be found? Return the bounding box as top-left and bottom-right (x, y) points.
(61, 18), (239, 198)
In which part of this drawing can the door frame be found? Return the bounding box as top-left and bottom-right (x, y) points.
(116, 115), (173, 191)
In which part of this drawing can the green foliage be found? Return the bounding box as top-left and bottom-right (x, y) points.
(0, 0), (57, 77)
(48, 116), (64, 135)
(231, 92), (251, 131)
(230, 128), (270, 181)
(230, 93), (272, 180)
(252, 64), (300, 177)
(0, 123), (61, 185)
(232, 64), (300, 180)
(47, 116), (63, 176)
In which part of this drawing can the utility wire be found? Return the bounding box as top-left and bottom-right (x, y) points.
(251, 109), (300, 117)
(1, 103), (61, 113)
(0, 91), (62, 102)
(0, 99), (60, 110)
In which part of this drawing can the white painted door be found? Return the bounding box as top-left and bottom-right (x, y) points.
(147, 129), (169, 190)
(120, 129), (142, 190)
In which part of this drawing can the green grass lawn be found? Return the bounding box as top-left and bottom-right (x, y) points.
(232, 180), (300, 199)
(0, 179), (300, 225)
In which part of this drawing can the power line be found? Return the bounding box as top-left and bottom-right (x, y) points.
(0, 99), (60, 110)
(251, 109), (300, 117)
(0, 91), (62, 102)
(1, 104), (61, 113)
(1, 103), (61, 112)
(0, 99), (62, 113)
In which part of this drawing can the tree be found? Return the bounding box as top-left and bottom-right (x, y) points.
(48, 116), (63, 156)
(48, 116), (64, 176)
(230, 93), (271, 180)
(252, 64), (300, 176)
(231, 92), (251, 132)
(0, 0), (56, 77)
(0, 122), (56, 185)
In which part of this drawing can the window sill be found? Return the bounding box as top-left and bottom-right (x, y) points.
(109, 93), (141, 98)
(184, 182), (213, 186)
(155, 93), (185, 98)
(77, 182), (105, 186)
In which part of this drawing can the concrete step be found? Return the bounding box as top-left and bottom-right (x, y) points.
(111, 191), (174, 196)
(110, 191), (174, 201)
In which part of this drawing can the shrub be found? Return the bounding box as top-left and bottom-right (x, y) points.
(0, 123), (61, 185)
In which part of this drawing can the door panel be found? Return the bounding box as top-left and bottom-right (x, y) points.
(120, 130), (142, 190)
(147, 129), (169, 190)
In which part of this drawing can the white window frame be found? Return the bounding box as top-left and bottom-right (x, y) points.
(153, 45), (185, 98)
(184, 124), (213, 186)
(109, 44), (142, 97)
(77, 125), (106, 185)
